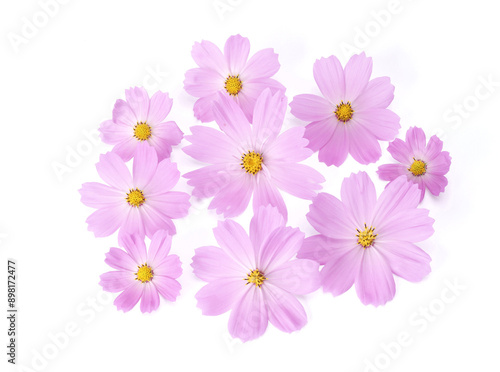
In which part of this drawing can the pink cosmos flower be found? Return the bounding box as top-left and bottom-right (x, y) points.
(298, 172), (434, 306)
(99, 87), (183, 162)
(99, 230), (182, 313)
(79, 142), (190, 238)
(192, 205), (320, 342)
(290, 53), (400, 166)
(184, 34), (285, 123)
(183, 89), (325, 219)
(377, 126), (451, 202)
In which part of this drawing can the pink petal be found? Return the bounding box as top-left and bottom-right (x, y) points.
(405, 126), (427, 153)
(303, 118), (335, 153)
(139, 203), (177, 237)
(424, 135), (444, 160)
(114, 281), (144, 312)
(184, 164), (233, 198)
(377, 241), (431, 282)
(376, 163), (407, 182)
(125, 87), (150, 123)
(241, 48), (280, 80)
(147, 230), (172, 268)
(79, 182), (123, 208)
(249, 205), (285, 251)
(140, 284), (160, 313)
(252, 89), (286, 141)
(193, 94), (217, 122)
(290, 94), (333, 122)
(147, 191), (191, 219)
(208, 173), (253, 218)
(213, 219), (254, 270)
(192, 246), (247, 282)
(143, 160), (180, 196)
(112, 99), (136, 126)
(427, 151), (451, 176)
(119, 232), (148, 265)
(297, 234), (347, 265)
(105, 247), (137, 272)
(423, 173), (448, 196)
(147, 91), (172, 125)
(99, 271), (133, 292)
(344, 52), (373, 101)
(354, 108), (400, 141)
(228, 285), (268, 342)
(99, 120), (130, 145)
(224, 34), (250, 75)
(347, 123), (382, 165)
(112, 137), (137, 162)
(191, 40), (227, 76)
(252, 173), (288, 220)
(264, 284), (307, 333)
(86, 204), (128, 238)
(96, 152), (132, 191)
(340, 171), (377, 228)
(183, 126), (238, 164)
(387, 138), (412, 164)
(153, 121), (183, 146)
(236, 77), (286, 123)
(268, 163), (324, 200)
(321, 246), (363, 296)
(153, 276), (181, 302)
(195, 278), (246, 315)
(154, 255), (182, 279)
(353, 76), (394, 109)
(307, 193), (354, 239)
(355, 248), (395, 306)
(313, 56), (345, 103)
(264, 127), (312, 163)
(379, 208), (434, 243)
(257, 226), (304, 273)
(184, 68), (223, 97)
(213, 92), (252, 144)
(317, 120), (349, 166)
(266, 259), (320, 295)
(132, 142), (158, 187)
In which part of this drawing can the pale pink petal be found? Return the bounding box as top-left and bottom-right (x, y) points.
(236, 78), (286, 122)
(193, 94), (217, 122)
(183, 126), (238, 164)
(353, 76), (394, 109)
(348, 123), (382, 164)
(147, 230), (172, 268)
(148, 135), (173, 162)
(137, 204), (176, 237)
(125, 87), (150, 123)
(132, 142), (158, 187)
(147, 91), (173, 125)
(313, 56), (345, 103)
(112, 137), (137, 162)
(79, 182), (123, 208)
(208, 173), (253, 218)
(264, 127), (312, 163)
(268, 163), (324, 200)
(143, 160), (180, 196)
(405, 126), (427, 153)
(184, 164), (233, 198)
(99, 271), (133, 292)
(298, 234), (351, 265)
(191, 40), (227, 76)
(264, 284), (307, 333)
(213, 220), (254, 270)
(192, 246), (247, 282)
(86, 204), (128, 237)
(353, 109), (400, 141)
(427, 152), (451, 176)
(249, 205), (285, 251)
(153, 121), (183, 147)
(257, 226), (304, 273)
(340, 171), (377, 227)
(307, 193), (354, 239)
(105, 247), (137, 272)
(378, 208), (434, 244)
(355, 248), (395, 306)
(153, 276), (181, 302)
(112, 99), (136, 126)
(99, 120), (130, 144)
(344, 52), (373, 101)
(316, 121), (349, 166)
(423, 173), (449, 196)
(252, 89), (286, 141)
(228, 285), (268, 342)
(376, 163), (407, 182)
(241, 48), (280, 80)
(147, 191), (190, 219)
(224, 34), (250, 75)
(154, 255), (182, 279)
(119, 231), (148, 264)
(122, 204), (146, 238)
(387, 138), (413, 164)
(213, 92), (252, 143)
(377, 241), (431, 282)
(195, 278), (246, 315)
(424, 135), (444, 160)
(321, 246), (363, 296)
(266, 259), (320, 295)
(114, 281), (144, 312)
(252, 173), (288, 220)
(140, 284), (160, 313)
(184, 68), (223, 97)
(290, 94), (333, 122)
(96, 152), (132, 191)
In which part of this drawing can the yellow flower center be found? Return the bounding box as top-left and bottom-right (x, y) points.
(245, 269), (267, 288)
(408, 158), (427, 176)
(135, 264), (153, 283)
(356, 223), (377, 248)
(335, 101), (354, 122)
(224, 75), (243, 96)
(133, 122), (152, 141)
(241, 151), (263, 175)
(126, 188), (146, 207)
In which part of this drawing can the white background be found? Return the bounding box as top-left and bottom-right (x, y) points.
(1, 0), (499, 371)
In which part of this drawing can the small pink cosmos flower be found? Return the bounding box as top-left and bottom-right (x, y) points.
(377, 126), (451, 202)
(99, 230), (182, 313)
(183, 89), (325, 219)
(298, 172), (434, 307)
(99, 87), (183, 162)
(192, 206), (320, 342)
(290, 53), (400, 166)
(184, 34), (285, 123)
(79, 142), (190, 238)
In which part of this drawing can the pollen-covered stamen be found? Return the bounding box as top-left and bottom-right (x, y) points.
(408, 158), (427, 176)
(245, 269), (267, 288)
(356, 223), (377, 248)
(335, 101), (354, 122)
(133, 122), (152, 141)
(135, 263), (153, 283)
(126, 188), (146, 207)
(224, 75), (243, 96)
(241, 151), (263, 175)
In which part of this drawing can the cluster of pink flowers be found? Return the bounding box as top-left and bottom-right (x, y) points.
(80, 35), (451, 342)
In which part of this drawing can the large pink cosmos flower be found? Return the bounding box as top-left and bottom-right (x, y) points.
(377, 126), (451, 202)
(184, 34), (285, 123)
(79, 142), (190, 238)
(290, 53), (400, 166)
(192, 206), (320, 342)
(99, 87), (183, 162)
(298, 172), (434, 306)
(183, 89), (325, 219)
(100, 230), (182, 313)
